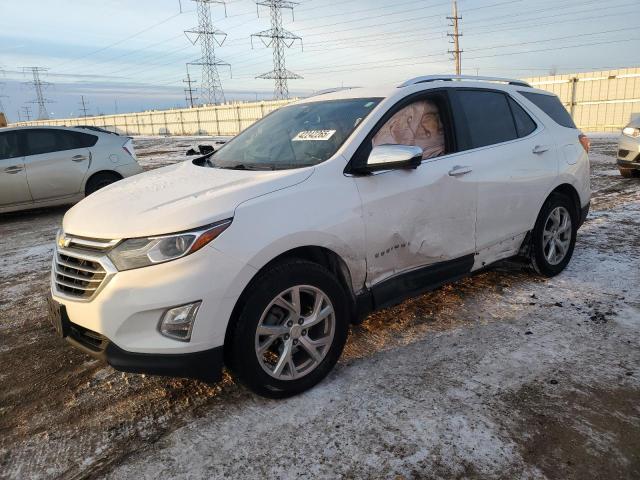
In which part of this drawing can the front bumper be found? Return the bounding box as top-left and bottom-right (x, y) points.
(617, 134), (640, 169)
(48, 296), (223, 382)
(51, 241), (255, 354)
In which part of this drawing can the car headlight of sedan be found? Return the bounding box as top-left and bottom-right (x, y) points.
(108, 218), (232, 271)
(622, 126), (640, 138)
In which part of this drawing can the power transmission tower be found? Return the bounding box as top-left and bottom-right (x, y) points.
(22, 106), (32, 121)
(251, 1), (303, 100)
(79, 96), (90, 117)
(185, 0), (230, 105)
(183, 67), (198, 107)
(447, 1), (463, 75)
(23, 66), (53, 120)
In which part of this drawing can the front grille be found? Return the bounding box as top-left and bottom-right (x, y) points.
(54, 252), (107, 299)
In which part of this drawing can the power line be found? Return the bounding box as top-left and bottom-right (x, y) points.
(22, 67), (53, 120)
(251, 1), (303, 100)
(186, 0), (230, 104)
(52, 11), (187, 70)
(447, 0), (462, 75)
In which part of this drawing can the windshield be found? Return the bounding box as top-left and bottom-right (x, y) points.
(209, 97), (381, 170)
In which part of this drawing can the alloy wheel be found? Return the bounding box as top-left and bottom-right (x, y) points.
(542, 206), (572, 265)
(255, 285), (335, 381)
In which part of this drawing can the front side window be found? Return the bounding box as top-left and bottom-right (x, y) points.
(0, 132), (21, 160)
(372, 98), (445, 159)
(210, 98), (381, 170)
(24, 129), (59, 156)
(457, 90), (518, 149)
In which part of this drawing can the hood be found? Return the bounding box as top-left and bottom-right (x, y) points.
(63, 160), (313, 239)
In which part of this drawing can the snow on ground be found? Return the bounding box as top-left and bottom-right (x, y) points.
(0, 136), (639, 479)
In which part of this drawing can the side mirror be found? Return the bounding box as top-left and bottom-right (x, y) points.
(364, 144), (423, 172)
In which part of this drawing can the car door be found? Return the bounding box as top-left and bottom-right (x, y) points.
(0, 130), (32, 207)
(21, 128), (92, 201)
(450, 89), (558, 255)
(350, 90), (477, 299)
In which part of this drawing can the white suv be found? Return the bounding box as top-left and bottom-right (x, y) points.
(0, 126), (142, 213)
(48, 76), (591, 397)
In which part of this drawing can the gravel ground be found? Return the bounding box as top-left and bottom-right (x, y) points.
(0, 135), (638, 479)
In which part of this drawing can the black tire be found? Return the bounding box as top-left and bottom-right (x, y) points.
(619, 168), (638, 178)
(229, 259), (349, 398)
(530, 193), (577, 277)
(85, 172), (121, 196)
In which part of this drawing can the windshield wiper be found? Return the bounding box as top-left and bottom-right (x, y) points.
(217, 163), (274, 171)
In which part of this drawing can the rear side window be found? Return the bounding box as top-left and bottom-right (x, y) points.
(519, 91), (576, 129)
(58, 131), (98, 149)
(0, 131), (21, 160)
(457, 90), (517, 148)
(508, 97), (537, 137)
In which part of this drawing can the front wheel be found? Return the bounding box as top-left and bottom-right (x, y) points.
(530, 193), (577, 277)
(229, 259), (349, 398)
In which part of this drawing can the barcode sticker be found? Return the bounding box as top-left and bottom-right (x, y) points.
(292, 129), (336, 141)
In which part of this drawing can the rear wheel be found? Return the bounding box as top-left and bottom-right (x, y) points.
(85, 172), (121, 196)
(530, 193), (577, 277)
(229, 259), (349, 398)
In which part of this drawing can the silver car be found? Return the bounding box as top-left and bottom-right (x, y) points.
(617, 115), (640, 178)
(0, 126), (143, 213)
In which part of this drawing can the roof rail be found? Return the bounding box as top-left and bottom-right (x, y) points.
(306, 86), (361, 98)
(398, 75), (532, 88)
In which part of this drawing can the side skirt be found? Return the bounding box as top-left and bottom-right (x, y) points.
(355, 254), (475, 321)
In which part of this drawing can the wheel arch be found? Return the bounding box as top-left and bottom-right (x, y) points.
(83, 170), (123, 195)
(547, 183), (581, 222)
(222, 245), (357, 365)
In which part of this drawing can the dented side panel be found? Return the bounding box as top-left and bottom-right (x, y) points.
(354, 157), (477, 287)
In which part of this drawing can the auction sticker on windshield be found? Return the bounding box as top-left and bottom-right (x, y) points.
(292, 130), (336, 141)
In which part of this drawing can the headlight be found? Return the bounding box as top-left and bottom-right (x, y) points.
(622, 127), (640, 138)
(108, 218), (232, 271)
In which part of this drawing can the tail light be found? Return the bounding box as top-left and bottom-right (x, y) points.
(122, 138), (135, 158)
(578, 134), (590, 153)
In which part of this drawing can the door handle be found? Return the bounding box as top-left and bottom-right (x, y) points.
(72, 155), (88, 162)
(448, 165), (473, 176)
(532, 145), (550, 154)
(4, 165), (23, 174)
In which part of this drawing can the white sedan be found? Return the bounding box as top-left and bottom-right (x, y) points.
(0, 126), (142, 213)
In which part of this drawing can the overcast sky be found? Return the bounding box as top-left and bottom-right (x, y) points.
(1, 0), (638, 121)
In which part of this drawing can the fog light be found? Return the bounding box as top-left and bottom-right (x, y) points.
(158, 302), (201, 341)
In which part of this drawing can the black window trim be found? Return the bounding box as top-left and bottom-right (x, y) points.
(345, 88), (458, 175)
(448, 87), (543, 153)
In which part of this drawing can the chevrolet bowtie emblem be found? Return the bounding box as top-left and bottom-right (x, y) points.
(58, 234), (71, 249)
